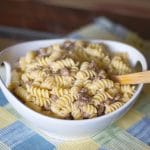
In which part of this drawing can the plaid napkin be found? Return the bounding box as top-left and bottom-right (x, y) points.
(0, 17), (150, 150)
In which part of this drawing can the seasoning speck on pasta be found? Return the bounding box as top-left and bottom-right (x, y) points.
(9, 40), (136, 120)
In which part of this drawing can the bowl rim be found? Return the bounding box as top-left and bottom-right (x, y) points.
(0, 38), (148, 123)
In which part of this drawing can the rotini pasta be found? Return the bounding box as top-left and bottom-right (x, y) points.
(80, 62), (89, 70)
(70, 86), (82, 100)
(40, 77), (53, 89)
(71, 103), (83, 120)
(110, 56), (132, 75)
(33, 96), (51, 108)
(120, 85), (135, 94)
(83, 43), (106, 59)
(30, 69), (48, 80)
(70, 48), (89, 62)
(26, 85), (50, 98)
(50, 58), (77, 72)
(92, 91), (113, 106)
(50, 94), (73, 118)
(50, 87), (70, 97)
(92, 79), (114, 93)
(105, 102), (124, 114)
(82, 104), (97, 118)
(75, 70), (96, 80)
(53, 75), (74, 87)
(37, 56), (51, 66)
(50, 103), (70, 118)
(10, 40), (136, 120)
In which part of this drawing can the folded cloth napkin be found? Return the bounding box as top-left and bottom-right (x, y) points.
(0, 17), (149, 150)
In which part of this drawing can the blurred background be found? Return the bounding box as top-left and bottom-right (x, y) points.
(0, 0), (150, 41)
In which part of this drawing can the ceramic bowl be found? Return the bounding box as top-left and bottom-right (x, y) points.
(0, 39), (147, 140)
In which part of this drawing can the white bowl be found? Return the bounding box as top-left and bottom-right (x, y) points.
(0, 39), (147, 140)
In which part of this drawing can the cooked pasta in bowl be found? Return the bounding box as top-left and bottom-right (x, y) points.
(0, 39), (147, 140)
(9, 40), (136, 119)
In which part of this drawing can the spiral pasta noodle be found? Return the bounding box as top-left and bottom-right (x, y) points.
(92, 79), (114, 92)
(26, 85), (50, 98)
(70, 48), (89, 62)
(92, 91), (113, 106)
(51, 87), (70, 97)
(121, 85), (135, 94)
(70, 86), (81, 99)
(105, 102), (124, 114)
(82, 104), (97, 118)
(37, 56), (51, 66)
(71, 103), (83, 120)
(51, 94), (73, 118)
(53, 75), (73, 87)
(40, 77), (53, 90)
(51, 58), (77, 72)
(50, 103), (70, 118)
(33, 96), (51, 107)
(111, 56), (132, 75)
(83, 43), (106, 59)
(75, 70), (96, 80)
(80, 62), (89, 70)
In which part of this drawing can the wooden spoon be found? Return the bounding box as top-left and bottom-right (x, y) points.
(113, 71), (150, 85)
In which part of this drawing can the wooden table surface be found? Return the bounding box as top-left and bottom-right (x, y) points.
(0, 0), (150, 39)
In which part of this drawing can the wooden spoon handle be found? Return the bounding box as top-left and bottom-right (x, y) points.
(114, 71), (150, 85)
